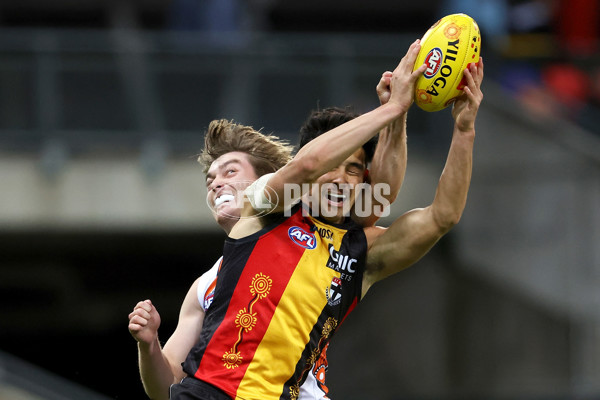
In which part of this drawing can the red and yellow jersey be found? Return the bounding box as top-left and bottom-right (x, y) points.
(183, 205), (367, 400)
(197, 257), (331, 400)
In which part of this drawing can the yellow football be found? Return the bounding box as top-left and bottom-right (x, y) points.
(413, 13), (481, 112)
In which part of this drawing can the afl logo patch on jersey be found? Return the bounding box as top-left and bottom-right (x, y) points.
(204, 289), (215, 311)
(288, 226), (317, 249)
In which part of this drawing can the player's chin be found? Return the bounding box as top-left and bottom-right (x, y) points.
(214, 205), (241, 221)
(323, 204), (349, 224)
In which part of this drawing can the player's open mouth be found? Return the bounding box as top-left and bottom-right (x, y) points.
(326, 192), (346, 205)
(214, 194), (235, 207)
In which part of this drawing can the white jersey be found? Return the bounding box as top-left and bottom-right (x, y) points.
(196, 257), (222, 312)
(196, 257), (331, 400)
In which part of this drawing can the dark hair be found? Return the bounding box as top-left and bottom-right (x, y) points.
(298, 106), (378, 164)
(198, 119), (293, 176)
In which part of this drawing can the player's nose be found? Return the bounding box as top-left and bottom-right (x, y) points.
(330, 169), (348, 184)
(210, 175), (226, 191)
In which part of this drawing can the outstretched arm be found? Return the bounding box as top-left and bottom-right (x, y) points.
(362, 59), (484, 297)
(241, 40), (427, 218)
(353, 71), (409, 227)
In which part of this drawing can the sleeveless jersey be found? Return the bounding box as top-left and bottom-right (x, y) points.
(197, 258), (331, 400)
(184, 205), (367, 400)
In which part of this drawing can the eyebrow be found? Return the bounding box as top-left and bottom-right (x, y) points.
(346, 161), (366, 170)
(206, 159), (242, 180)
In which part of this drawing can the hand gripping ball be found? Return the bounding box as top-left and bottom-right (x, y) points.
(413, 13), (481, 112)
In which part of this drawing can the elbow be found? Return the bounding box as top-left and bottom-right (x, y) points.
(385, 191), (399, 206)
(445, 213), (462, 231)
(432, 208), (462, 234)
(446, 209), (463, 228)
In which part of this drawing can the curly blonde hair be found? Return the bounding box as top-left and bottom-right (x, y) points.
(198, 119), (294, 176)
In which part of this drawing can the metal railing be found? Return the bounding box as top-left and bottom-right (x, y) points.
(0, 29), (428, 156)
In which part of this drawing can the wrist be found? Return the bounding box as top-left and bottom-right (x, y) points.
(454, 126), (476, 139)
(138, 336), (160, 353)
(381, 101), (407, 118)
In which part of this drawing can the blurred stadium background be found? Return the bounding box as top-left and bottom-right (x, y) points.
(1, 0), (599, 399)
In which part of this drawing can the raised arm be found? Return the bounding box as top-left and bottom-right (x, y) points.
(353, 71), (409, 227)
(242, 40), (427, 218)
(362, 59), (484, 297)
(129, 299), (175, 400)
(129, 278), (206, 399)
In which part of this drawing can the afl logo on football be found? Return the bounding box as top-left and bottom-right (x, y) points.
(288, 226), (317, 250)
(424, 47), (443, 79)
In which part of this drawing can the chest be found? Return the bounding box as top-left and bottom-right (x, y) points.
(217, 216), (365, 320)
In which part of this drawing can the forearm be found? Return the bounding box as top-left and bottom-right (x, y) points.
(138, 338), (177, 400)
(264, 102), (406, 213)
(286, 102), (405, 183)
(430, 126), (475, 231)
(369, 113), (407, 202)
(352, 114), (407, 227)
(253, 41), (425, 215)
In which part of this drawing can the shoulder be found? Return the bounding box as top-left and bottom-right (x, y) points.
(363, 225), (387, 247)
(195, 257), (222, 311)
